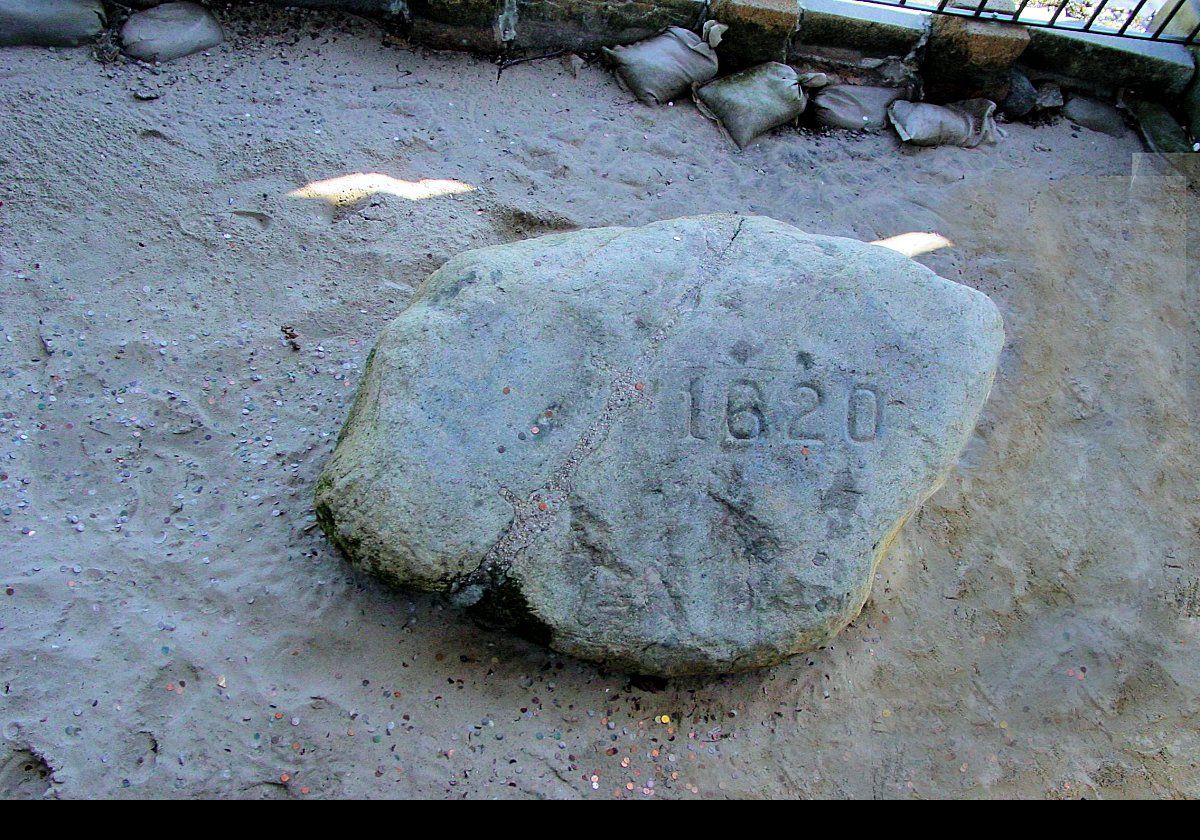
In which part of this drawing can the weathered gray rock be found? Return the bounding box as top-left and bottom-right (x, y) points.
(1034, 81), (1063, 111)
(1128, 99), (1193, 155)
(1002, 67), (1037, 119)
(0, 0), (104, 47)
(121, 2), (223, 63)
(316, 215), (1003, 676)
(1062, 96), (1126, 138)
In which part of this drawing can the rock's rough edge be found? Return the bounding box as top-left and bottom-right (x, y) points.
(315, 215), (1004, 676)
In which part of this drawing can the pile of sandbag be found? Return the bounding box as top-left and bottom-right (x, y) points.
(603, 23), (1003, 151)
(0, 0), (223, 61)
(0, 0), (105, 47)
(604, 24), (831, 148)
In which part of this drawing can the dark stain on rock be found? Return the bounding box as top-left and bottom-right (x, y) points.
(464, 570), (553, 649)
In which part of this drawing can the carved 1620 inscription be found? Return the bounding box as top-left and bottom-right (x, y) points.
(678, 367), (881, 446)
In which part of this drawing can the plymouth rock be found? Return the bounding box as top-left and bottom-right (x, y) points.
(315, 215), (1004, 676)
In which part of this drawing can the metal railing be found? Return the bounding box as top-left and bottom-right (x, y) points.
(852, 0), (1200, 44)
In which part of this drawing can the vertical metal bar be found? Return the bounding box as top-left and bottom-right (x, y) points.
(1152, 0), (1186, 37)
(1083, 0), (1110, 31)
(1116, 0), (1152, 35)
(853, 0), (1194, 41)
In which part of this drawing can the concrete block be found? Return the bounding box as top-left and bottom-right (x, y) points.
(710, 0), (801, 71)
(923, 14), (1029, 102)
(407, 0), (506, 51)
(511, 0), (706, 52)
(1150, 0), (1199, 39)
(1023, 27), (1195, 99)
(793, 0), (928, 58)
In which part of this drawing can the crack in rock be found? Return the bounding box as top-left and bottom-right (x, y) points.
(453, 218), (747, 601)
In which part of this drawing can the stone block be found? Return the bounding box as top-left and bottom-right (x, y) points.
(923, 14), (1030, 102)
(710, 0), (801, 71)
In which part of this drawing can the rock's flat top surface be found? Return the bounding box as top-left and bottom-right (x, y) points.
(317, 215), (1003, 676)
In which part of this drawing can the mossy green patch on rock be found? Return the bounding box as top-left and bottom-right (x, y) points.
(1023, 28), (1195, 100)
(511, 0), (707, 51)
(923, 14), (1029, 103)
(710, 0), (801, 72)
(407, 0), (507, 50)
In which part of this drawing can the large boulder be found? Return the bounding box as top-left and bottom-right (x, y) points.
(316, 215), (1003, 676)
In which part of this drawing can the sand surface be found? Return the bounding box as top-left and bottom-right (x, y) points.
(1, 6), (1198, 799)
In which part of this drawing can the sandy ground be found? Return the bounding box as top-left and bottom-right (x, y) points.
(1, 6), (1198, 799)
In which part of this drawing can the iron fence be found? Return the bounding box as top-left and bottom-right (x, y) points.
(851, 0), (1200, 45)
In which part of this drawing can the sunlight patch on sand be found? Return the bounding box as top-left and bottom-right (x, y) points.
(871, 232), (953, 257)
(289, 173), (476, 206)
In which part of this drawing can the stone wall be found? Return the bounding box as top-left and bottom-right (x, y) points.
(237, 0), (1194, 108)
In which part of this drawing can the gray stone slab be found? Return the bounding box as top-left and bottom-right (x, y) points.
(795, 0), (929, 57)
(1023, 27), (1195, 99)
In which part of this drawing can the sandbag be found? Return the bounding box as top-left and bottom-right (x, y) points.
(811, 85), (907, 132)
(694, 62), (807, 149)
(0, 0), (104, 47)
(887, 99), (998, 148)
(121, 2), (223, 63)
(602, 26), (718, 105)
